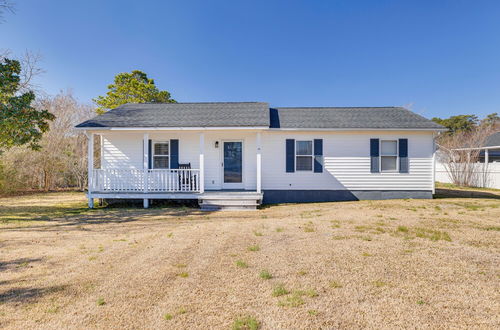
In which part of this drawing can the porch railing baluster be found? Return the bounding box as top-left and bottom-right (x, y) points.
(91, 169), (200, 193)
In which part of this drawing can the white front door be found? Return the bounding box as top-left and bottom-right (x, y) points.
(222, 140), (244, 189)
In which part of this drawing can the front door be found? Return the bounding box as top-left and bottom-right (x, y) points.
(222, 141), (244, 189)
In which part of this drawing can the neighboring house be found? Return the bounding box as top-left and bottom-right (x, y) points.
(435, 131), (500, 189)
(75, 102), (446, 210)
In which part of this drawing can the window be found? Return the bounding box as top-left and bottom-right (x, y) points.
(296, 140), (313, 171)
(380, 140), (397, 172)
(153, 142), (169, 169)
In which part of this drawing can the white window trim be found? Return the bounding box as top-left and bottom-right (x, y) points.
(295, 140), (314, 172)
(152, 141), (170, 169)
(380, 139), (398, 173)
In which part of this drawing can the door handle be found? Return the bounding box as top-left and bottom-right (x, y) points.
(221, 162), (224, 167)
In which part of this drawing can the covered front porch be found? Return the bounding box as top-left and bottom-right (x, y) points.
(86, 130), (263, 209)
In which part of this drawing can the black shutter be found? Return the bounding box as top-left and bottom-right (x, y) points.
(399, 138), (408, 173)
(170, 139), (179, 169)
(313, 139), (323, 173)
(370, 138), (380, 173)
(148, 140), (152, 169)
(286, 139), (295, 173)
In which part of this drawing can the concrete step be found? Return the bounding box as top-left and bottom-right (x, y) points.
(198, 192), (263, 211)
(201, 199), (259, 206)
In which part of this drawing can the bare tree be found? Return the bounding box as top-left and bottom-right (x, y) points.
(0, 0), (14, 22)
(437, 125), (498, 187)
(0, 49), (45, 95)
(0, 91), (95, 192)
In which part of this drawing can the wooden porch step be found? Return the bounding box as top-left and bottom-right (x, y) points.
(198, 192), (263, 211)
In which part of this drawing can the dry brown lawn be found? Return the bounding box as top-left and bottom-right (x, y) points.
(0, 189), (499, 329)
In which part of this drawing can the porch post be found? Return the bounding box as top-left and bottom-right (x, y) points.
(87, 132), (94, 208)
(199, 132), (205, 193)
(256, 132), (262, 193)
(143, 133), (149, 208)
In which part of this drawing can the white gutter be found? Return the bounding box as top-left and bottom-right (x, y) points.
(77, 126), (447, 132)
(75, 126), (269, 131)
(267, 128), (447, 132)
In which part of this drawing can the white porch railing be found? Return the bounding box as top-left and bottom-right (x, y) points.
(92, 169), (201, 193)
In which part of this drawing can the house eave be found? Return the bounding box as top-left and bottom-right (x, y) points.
(268, 127), (448, 132)
(76, 126), (446, 132)
(75, 126), (269, 131)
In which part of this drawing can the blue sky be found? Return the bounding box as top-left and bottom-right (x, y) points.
(1, 0), (499, 119)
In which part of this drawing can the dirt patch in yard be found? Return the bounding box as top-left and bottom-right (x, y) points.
(0, 191), (499, 329)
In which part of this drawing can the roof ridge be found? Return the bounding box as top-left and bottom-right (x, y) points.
(121, 102), (267, 105)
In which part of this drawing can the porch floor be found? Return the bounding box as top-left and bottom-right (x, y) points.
(88, 190), (263, 210)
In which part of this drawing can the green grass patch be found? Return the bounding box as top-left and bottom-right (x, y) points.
(163, 313), (173, 320)
(275, 227), (284, 232)
(272, 284), (289, 297)
(330, 281), (342, 288)
(235, 260), (248, 268)
(414, 228), (451, 241)
(247, 245), (260, 252)
(232, 316), (259, 330)
(259, 269), (272, 280)
(278, 289), (317, 307)
(397, 226), (409, 233)
(177, 272), (189, 278)
(278, 293), (305, 307)
(253, 231), (263, 236)
(395, 226), (451, 242)
(96, 297), (106, 306)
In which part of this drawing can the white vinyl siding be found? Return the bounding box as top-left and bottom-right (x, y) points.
(102, 133), (144, 169)
(261, 131), (434, 191)
(100, 130), (434, 192)
(100, 130), (257, 191)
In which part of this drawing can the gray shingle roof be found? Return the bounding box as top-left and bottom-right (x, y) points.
(76, 103), (444, 130)
(270, 107), (444, 129)
(75, 102), (270, 128)
(484, 132), (500, 147)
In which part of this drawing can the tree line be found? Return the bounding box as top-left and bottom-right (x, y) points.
(0, 56), (175, 193)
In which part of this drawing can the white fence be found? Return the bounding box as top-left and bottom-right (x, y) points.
(435, 162), (500, 189)
(91, 169), (201, 193)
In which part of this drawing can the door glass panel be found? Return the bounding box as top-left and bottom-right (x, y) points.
(224, 142), (242, 183)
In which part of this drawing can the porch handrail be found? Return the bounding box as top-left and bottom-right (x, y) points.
(92, 168), (201, 193)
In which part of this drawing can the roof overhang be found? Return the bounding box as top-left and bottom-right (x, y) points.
(76, 126), (447, 132)
(75, 126), (269, 131)
(267, 127), (448, 132)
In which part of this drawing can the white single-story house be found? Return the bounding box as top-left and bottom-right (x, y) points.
(75, 102), (446, 210)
